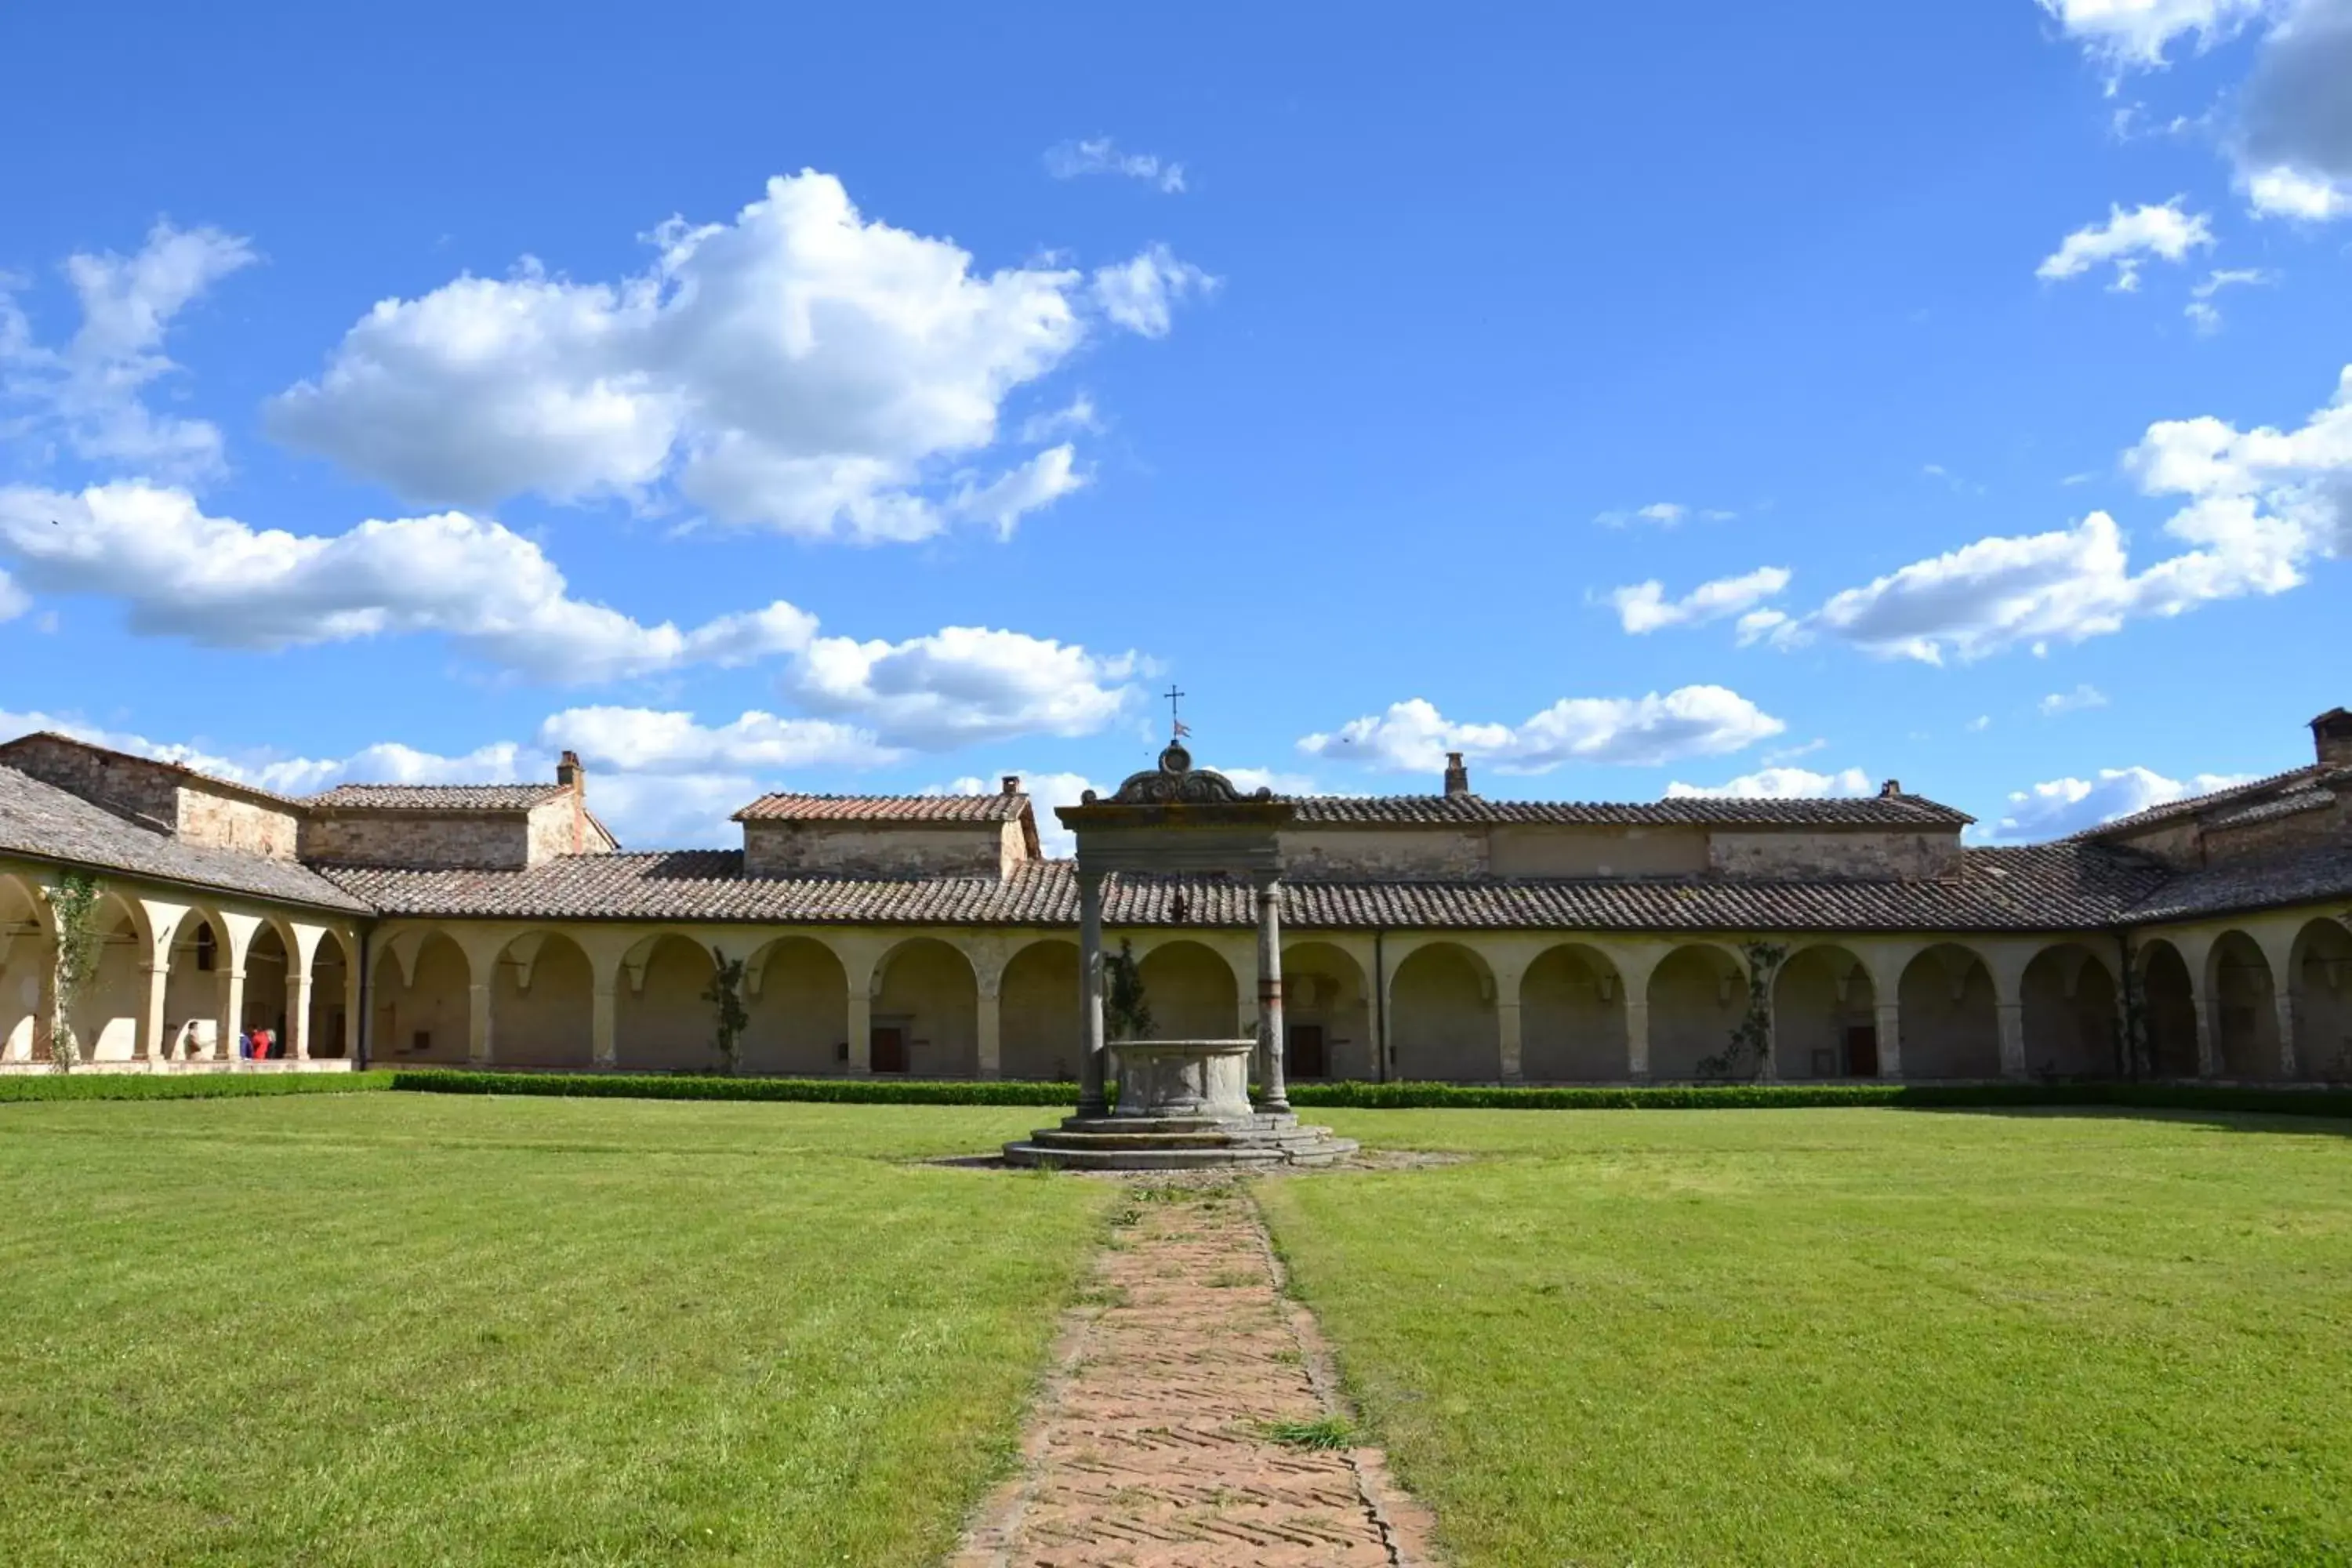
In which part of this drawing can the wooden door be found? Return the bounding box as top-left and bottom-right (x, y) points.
(1287, 1024), (1327, 1080)
(871, 1025), (908, 1074)
(1844, 1025), (1880, 1079)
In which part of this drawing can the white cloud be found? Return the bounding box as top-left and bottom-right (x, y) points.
(1594, 501), (1734, 528)
(0, 568), (25, 622)
(1606, 566), (1790, 634)
(1967, 714), (1994, 731)
(539, 706), (898, 774)
(0, 481), (817, 682)
(1990, 765), (2256, 840)
(1298, 686), (1784, 775)
(1763, 360), (2351, 662)
(2035, 199), (2213, 291)
(2039, 682), (2111, 714)
(788, 626), (1141, 748)
(267, 172), (1199, 541)
(2185, 266), (2277, 332)
(1664, 765), (1875, 800)
(0, 223), (257, 478)
(2036, 0), (2272, 68)
(2242, 162), (2350, 217)
(2236, 1), (2352, 218)
(1018, 393), (1102, 443)
(0, 706), (526, 800)
(1043, 138), (1186, 194)
(1089, 245), (1214, 339)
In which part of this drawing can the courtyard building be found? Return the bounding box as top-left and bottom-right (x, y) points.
(3, 709), (2350, 1086)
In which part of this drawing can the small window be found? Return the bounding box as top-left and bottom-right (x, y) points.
(194, 924), (216, 972)
(412, 1029), (432, 1054)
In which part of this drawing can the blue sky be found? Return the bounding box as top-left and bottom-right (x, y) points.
(2, 1), (2347, 852)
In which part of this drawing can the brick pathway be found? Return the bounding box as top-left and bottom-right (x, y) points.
(953, 1179), (1437, 1568)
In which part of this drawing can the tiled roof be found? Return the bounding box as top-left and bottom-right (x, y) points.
(2203, 789), (2338, 832)
(310, 783), (569, 810)
(0, 765), (368, 913)
(324, 842), (2165, 933)
(0, 730), (310, 808)
(2080, 764), (2347, 838)
(1283, 793), (1973, 826)
(2123, 844), (2352, 924)
(731, 792), (1030, 823)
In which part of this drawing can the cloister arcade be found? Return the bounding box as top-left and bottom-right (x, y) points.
(344, 909), (2352, 1083)
(0, 867), (361, 1068)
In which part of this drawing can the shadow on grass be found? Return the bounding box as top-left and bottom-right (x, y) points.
(1899, 1102), (2352, 1139)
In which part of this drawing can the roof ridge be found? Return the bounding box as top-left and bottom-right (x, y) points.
(2073, 762), (2336, 839)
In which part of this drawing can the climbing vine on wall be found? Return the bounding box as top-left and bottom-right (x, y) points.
(1105, 939), (1154, 1043)
(703, 947), (750, 1076)
(46, 873), (106, 1070)
(1697, 939), (1786, 1083)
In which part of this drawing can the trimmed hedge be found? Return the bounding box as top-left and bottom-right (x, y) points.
(0, 1070), (394, 1103)
(381, 1070), (2352, 1120)
(389, 1069), (1083, 1106)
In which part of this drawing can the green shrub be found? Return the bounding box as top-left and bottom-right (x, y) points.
(389, 1070), (1081, 1106)
(0, 1070), (394, 1103)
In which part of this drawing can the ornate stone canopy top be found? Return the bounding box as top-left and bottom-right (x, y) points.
(1085, 743), (1274, 807)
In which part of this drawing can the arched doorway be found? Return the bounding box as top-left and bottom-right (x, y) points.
(2138, 939), (2200, 1077)
(1134, 940), (1240, 1041)
(1896, 943), (1999, 1079)
(2290, 917), (2352, 1082)
(743, 937), (850, 1076)
(1647, 945), (1747, 1081)
(492, 931), (593, 1069)
(69, 891), (151, 1062)
(1283, 942), (1371, 1081)
(2020, 943), (2121, 1079)
(1521, 943), (1627, 1082)
(618, 934), (720, 1072)
(1390, 942), (1499, 1082)
(872, 938), (978, 1076)
(1773, 944), (1879, 1080)
(161, 910), (227, 1059)
(308, 929), (357, 1058)
(1000, 939), (1082, 1080)
(2209, 931), (2279, 1080)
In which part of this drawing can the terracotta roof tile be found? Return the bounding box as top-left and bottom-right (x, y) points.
(310, 783), (569, 810)
(1284, 793), (1973, 826)
(2078, 764), (2348, 838)
(2123, 844), (2352, 924)
(0, 765), (368, 913)
(731, 792), (1030, 824)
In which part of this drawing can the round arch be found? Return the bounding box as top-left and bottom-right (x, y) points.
(1896, 942), (2000, 1079)
(307, 928), (359, 1059)
(1390, 940), (1499, 1082)
(1521, 942), (1627, 1083)
(1282, 940), (1370, 1081)
(742, 935), (849, 1076)
(0, 873), (50, 1062)
(73, 887), (154, 1063)
(999, 937), (1081, 1081)
(1773, 942), (1879, 1081)
(616, 932), (719, 1073)
(872, 936), (978, 1076)
(2208, 930), (2280, 1080)
(1646, 942), (1748, 1081)
(2289, 916), (2352, 1082)
(1134, 938), (1240, 1041)
(379, 928), (472, 1065)
(490, 930), (594, 1069)
(159, 904), (232, 1060)
(2019, 942), (2120, 1079)
(2136, 938), (2201, 1077)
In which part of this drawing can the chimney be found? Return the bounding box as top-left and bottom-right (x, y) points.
(1443, 751), (1471, 798)
(1878, 779), (1903, 798)
(2314, 707), (2352, 768)
(1001, 773), (1022, 796)
(557, 750), (585, 853)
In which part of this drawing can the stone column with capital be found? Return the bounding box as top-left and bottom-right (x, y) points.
(466, 981), (494, 1068)
(1874, 1000), (1904, 1080)
(1076, 871), (1107, 1116)
(286, 970), (314, 1062)
(1996, 1002), (2027, 1080)
(591, 979), (618, 1068)
(1624, 1000), (1651, 1081)
(2275, 990), (2299, 1080)
(141, 960), (170, 1063)
(1256, 877), (1289, 1112)
(217, 967), (246, 1067)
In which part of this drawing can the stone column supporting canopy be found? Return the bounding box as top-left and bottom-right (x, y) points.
(590, 978), (618, 1068)
(1255, 875), (1288, 1113)
(1874, 1000), (1904, 1080)
(1076, 870), (1107, 1116)
(466, 981), (493, 1067)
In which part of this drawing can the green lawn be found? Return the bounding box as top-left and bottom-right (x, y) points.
(1261, 1107), (2352, 1566)
(0, 1095), (1105, 1567)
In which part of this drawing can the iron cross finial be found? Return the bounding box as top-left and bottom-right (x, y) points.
(1163, 684), (1189, 741)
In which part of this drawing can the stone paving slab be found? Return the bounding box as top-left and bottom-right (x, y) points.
(954, 1180), (1437, 1568)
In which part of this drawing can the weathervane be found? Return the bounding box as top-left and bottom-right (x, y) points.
(1164, 684), (1189, 742)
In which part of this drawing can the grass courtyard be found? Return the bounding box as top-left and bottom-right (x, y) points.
(1262, 1107), (2352, 1566)
(3, 1094), (2348, 1565)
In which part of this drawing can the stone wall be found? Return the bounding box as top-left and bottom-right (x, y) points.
(303, 811), (533, 869)
(177, 784), (302, 861)
(2201, 796), (2348, 865)
(1490, 826), (1708, 879)
(0, 734), (187, 829)
(742, 820), (1011, 879)
(1708, 829), (1961, 880)
(1279, 827), (1486, 880)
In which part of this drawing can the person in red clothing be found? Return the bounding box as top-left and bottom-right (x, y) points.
(252, 1027), (272, 1060)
